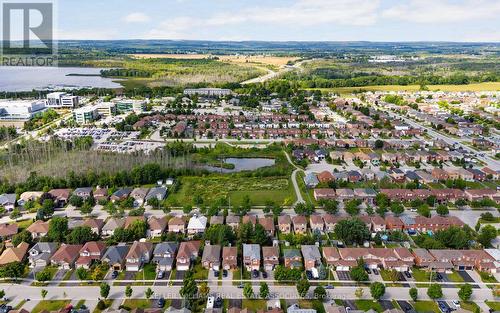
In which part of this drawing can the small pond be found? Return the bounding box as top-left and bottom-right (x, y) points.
(203, 158), (275, 173)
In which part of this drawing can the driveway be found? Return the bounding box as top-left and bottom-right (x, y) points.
(52, 269), (68, 281)
(223, 270), (233, 285)
(336, 271), (351, 281)
(170, 299), (183, 309)
(397, 301), (416, 313)
(173, 270), (186, 286)
(379, 300), (394, 310)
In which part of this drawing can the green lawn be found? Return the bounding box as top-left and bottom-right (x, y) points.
(121, 299), (152, 310)
(412, 301), (439, 313)
(412, 268), (433, 282)
(192, 263), (209, 280)
(478, 271), (498, 283)
(486, 302), (500, 311)
(32, 300), (70, 313)
(447, 271), (464, 283)
(135, 264), (157, 280)
(15, 219), (33, 230)
(298, 300), (326, 313)
(242, 300), (267, 312)
(460, 302), (480, 312)
(93, 300), (113, 313)
(354, 300), (383, 313)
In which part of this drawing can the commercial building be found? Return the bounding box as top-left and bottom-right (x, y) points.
(183, 88), (233, 97)
(114, 99), (146, 114)
(46, 92), (79, 108)
(0, 100), (46, 121)
(94, 102), (116, 118)
(73, 106), (99, 124)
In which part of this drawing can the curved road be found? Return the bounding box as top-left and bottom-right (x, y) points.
(284, 150), (305, 205)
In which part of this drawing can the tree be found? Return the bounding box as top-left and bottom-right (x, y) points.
(41, 289), (48, 300)
(427, 284), (443, 299)
(334, 218), (370, 245)
(100, 282), (110, 299)
(66, 226), (97, 244)
(253, 223), (270, 245)
(128, 220), (148, 239)
(204, 224), (235, 246)
(12, 230), (32, 247)
(47, 216), (68, 242)
(390, 202), (404, 216)
(180, 272), (197, 299)
(318, 264), (327, 280)
(199, 282), (210, 298)
(321, 200), (339, 214)
(9, 208), (21, 220)
(145, 287), (154, 299)
(345, 199), (361, 216)
(69, 195), (83, 207)
(375, 193), (389, 208)
(259, 282), (270, 299)
(409, 287), (418, 301)
(35, 269), (52, 282)
(296, 279), (310, 298)
(243, 282), (254, 299)
(417, 204), (431, 218)
(125, 285), (133, 298)
(436, 205), (449, 216)
(314, 286), (326, 300)
(478, 225), (497, 248)
(458, 284), (473, 302)
(0, 290), (4, 299)
(350, 266), (368, 282)
(355, 287), (364, 299)
(370, 282), (385, 300)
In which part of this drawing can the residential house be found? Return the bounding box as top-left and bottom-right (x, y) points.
(283, 249), (302, 269)
(370, 215), (386, 232)
(242, 215), (257, 226)
(301, 245), (322, 271)
(147, 216), (167, 238)
(111, 188), (133, 203)
(130, 188), (149, 207)
(467, 169), (487, 181)
(335, 189), (355, 202)
(102, 244), (130, 271)
(176, 241), (201, 271)
(18, 191), (43, 206)
(322, 247), (341, 267)
(313, 189), (335, 201)
(309, 215), (324, 233)
(262, 246), (279, 271)
(145, 187), (167, 202)
(187, 215), (208, 235)
(76, 241), (107, 269)
(73, 187), (93, 200)
(168, 216), (186, 233)
(0, 194), (16, 211)
(26, 220), (49, 239)
(28, 242), (58, 268)
(93, 186), (109, 202)
(0, 242), (29, 265)
(385, 216), (404, 231)
(51, 244), (83, 269)
(222, 246), (238, 270)
(0, 223), (18, 240)
(304, 173), (319, 188)
(102, 218), (125, 237)
(317, 171), (334, 183)
(336, 248), (414, 272)
(124, 216), (146, 229)
(428, 249), (496, 272)
(278, 216), (292, 234)
(243, 243), (261, 271)
(353, 188), (377, 205)
(226, 215), (240, 230)
(202, 244), (221, 270)
(258, 217), (275, 236)
(210, 216), (224, 226)
(48, 189), (72, 207)
(152, 242), (178, 271)
(125, 241), (153, 271)
(292, 215), (307, 234)
(431, 168), (449, 181)
(83, 218), (104, 235)
(464, 189), (499, 203)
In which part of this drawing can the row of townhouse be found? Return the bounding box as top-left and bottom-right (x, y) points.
(413, 248), (499, 273)
(381, 188), (500, 203)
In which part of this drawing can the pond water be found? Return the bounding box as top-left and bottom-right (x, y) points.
(0, 66), (123, 91)
(204, 157), (275, 173)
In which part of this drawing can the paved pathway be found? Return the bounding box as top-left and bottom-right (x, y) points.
(283, 151), (304, 205)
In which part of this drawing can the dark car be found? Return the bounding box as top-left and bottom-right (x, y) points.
(215, 297), (222, 308)
(111, 271), (119, 279)
(404, 271), (412, 278)
(252, 270), (259, 278)
(365, 268), (372, 274)
(262, 271), (268, 279)
(222, 270), (228, 277)
(436, 273), (443, 280)
(157, 298), (165, 308)
(237, 284), (244, 288)
(305, 270), (313, 280)
(214, 270), (219, 277)
(372, 269), (379, 275)
(325, 285), (334, 289)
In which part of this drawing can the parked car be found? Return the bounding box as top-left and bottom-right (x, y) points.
(237, 284), (244, 288)
(252, 270), (259, 278)
(262, 271), (268, 279)
(111, 271), (118, 279)
(214, 270), (219, 277)
(325, 285), (334, 289)
(157, 271), (165, 279)
(404, 271), (412, 278)
(452, 301), (460, 309)
(222, 270), (228, 278)
(157, 298), (165, 308)
(365, 268), (372, 274)
(215, 297), (222, 308)
(372, 269), (379, 275)
(305, 270), (313, 280)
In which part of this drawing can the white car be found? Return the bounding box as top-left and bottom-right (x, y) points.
(452, 300), (460, 308)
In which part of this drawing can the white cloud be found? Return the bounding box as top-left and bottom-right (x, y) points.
(382, 0), (500, 23)
(146, 0), (381, 39)
(123, 12), (150, 23)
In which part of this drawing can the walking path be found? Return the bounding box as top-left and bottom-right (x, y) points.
(283, 150), (304, 205)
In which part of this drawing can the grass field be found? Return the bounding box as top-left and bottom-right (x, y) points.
(130, 54), (298, 67)
(121, 299), (152, 310)
(460, 302), (480, 312)
(242, 300), (267, 312)
(92, 299), (113, 313)
(355, 300), (384, 312)
(166, 175), (295, 207)
(447, 271), (465, 283)
(486, 301), (500, 311)
(309, 82), (500, 95)
(32, 300), (70, 313)
(412, 301), (439, 313)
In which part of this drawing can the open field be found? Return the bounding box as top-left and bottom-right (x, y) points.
(308, 82), (500, 95)
(129, 54), (299, 67)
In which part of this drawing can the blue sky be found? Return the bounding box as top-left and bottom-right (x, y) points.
(55, 0), (500, 41)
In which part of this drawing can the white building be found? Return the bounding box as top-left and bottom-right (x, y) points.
(94, 102), (116, 118)
(73, 106), (98, 124)
(184, 88), (233, 97)
(46, 92), (79, 109)
(0, 100), (46, 120)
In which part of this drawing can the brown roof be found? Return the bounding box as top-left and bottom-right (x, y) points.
(322, 246), (340, 259)
(124, 216), (146, 229)
(51, 244), (83, 264)
(262, 246), (279, 259)
(148, 216), (167, 231)
(292, 215), (307, 225)
(168, 216), (185, 226)
(26, 220), (49, 234)
(226, 215), (240, 225)
(210, 216), (224, 225)
(242, 215), (257, 225)
(258, 217), (274, 232)
(126, 241), (153, 259)
(83, 218), (104, 230)
(79, 241), (106, 255)
(177, 241), (201, 259)
(0, 242), (29, 265)
(317, 171), (334, 182)
(278, 215), (291, 225)
(310, 215), (323, 225)
(48, 189), (72, 200)
(0, 223), (18, 237)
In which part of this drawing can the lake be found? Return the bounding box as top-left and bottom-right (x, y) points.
(204, 158), (275, 173)
(0, 67), (123, 91)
